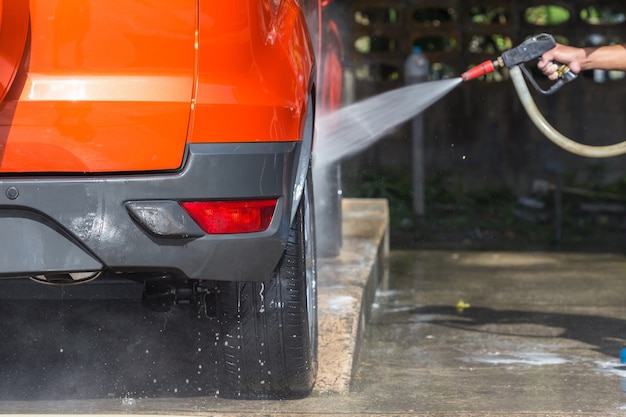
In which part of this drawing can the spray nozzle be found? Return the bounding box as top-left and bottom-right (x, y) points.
(461, 59), (500, 82)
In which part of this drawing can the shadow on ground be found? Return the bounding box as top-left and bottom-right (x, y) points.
(0, 299), (219, 401)
(405, 305), (626, 359)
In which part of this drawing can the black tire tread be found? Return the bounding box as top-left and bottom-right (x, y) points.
(215, 186), (316, 399)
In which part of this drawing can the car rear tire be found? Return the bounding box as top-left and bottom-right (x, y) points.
(214, 166), (317, 399)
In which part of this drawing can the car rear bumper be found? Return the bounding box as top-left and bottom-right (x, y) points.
(0, 142), (301, 282)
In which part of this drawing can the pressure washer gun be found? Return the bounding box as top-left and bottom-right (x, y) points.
(461, 33), (577, 95)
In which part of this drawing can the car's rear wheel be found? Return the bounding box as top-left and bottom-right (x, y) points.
(214, 166), (317, 399)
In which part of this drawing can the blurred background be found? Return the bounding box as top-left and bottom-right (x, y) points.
(327, 0), (626, 252)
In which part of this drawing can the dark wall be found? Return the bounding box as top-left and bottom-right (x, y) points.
(343, 0), (626, 194)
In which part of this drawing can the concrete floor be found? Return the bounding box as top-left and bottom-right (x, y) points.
(4, 199), (626, 416)
(357, 250), (626, 416)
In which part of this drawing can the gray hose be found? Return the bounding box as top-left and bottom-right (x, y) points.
(510, 65), (626, 158)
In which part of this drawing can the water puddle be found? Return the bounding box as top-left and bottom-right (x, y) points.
(465, 351), (569, 366)
(595, 360), (626, 377)
(457, 252), (560, 267)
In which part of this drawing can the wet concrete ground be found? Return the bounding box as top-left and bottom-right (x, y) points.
(357, 250), (626, 416)
(4, 201), (626, 415)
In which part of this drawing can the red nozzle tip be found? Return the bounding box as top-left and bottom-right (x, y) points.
(462, 60), (496, 81)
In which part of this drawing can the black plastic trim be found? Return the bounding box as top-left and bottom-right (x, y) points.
(0, 142), (301, 281)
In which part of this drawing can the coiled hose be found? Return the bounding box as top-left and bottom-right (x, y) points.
(510, 65), (626, 158)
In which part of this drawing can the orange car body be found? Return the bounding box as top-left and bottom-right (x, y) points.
(1, 0), (314, 173)
(0, 0), (327, 283)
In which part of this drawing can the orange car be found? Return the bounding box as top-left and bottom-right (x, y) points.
(0, 0), (343, 399)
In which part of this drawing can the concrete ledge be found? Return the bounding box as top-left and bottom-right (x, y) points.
(316, 198), (389, 393)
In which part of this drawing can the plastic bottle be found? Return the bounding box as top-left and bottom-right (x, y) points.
(404, 45), (430, 84)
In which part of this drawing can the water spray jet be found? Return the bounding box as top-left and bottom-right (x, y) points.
(313, 33), (626, 168)
(313, 78), (462, 166)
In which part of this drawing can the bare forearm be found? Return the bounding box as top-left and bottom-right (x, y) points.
(539, 43), (626, 79)
(580, 44), (626, 71)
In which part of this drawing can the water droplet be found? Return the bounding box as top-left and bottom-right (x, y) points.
(121, 396), (135, 406)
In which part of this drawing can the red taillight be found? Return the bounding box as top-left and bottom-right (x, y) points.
(180, 199), (277, 234)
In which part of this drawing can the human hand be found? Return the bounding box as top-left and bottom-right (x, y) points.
(537, 44), (585, 80)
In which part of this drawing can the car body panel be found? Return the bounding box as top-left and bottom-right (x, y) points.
(189, 0), (315, 144)
(2, 0), (196, 173)
(1, 0), (314, 174)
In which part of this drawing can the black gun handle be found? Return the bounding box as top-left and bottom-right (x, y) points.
(520, 62), (577, 95)
(501, 33), (557, 67)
